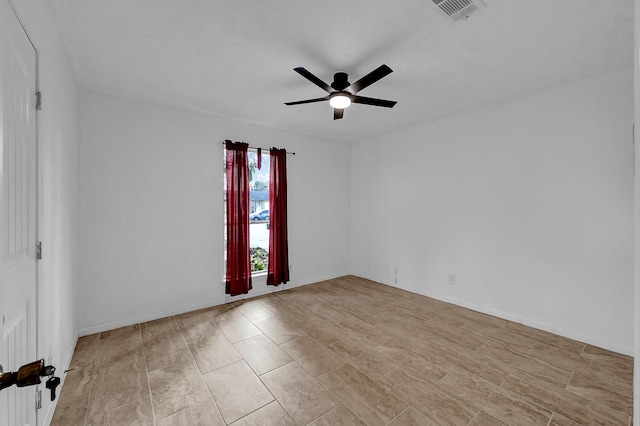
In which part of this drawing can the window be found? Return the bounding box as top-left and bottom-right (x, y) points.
(224, 149), (270, 273)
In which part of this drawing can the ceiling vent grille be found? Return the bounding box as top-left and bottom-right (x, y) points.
(432, 0), (485, 22)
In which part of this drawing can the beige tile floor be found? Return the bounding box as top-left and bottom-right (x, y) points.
(51, 276), (634, 425)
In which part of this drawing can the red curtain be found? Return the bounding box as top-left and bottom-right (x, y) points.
(267, 148), (290, 286)
(225, 140), (252, 296)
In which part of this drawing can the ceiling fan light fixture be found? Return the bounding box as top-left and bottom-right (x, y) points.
(329, 93), (351, 109)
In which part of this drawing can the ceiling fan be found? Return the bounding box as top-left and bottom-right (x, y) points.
(284, 64), (397, 120)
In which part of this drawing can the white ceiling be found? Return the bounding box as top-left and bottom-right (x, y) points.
(50, 0), (632, 143)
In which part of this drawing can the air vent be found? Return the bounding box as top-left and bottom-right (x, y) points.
(432, 0), (485, 22)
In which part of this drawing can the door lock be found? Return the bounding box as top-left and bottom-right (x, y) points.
(0, 360), (60, 400)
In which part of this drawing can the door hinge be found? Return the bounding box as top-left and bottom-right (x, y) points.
(35, 389), (42, 410)
(36, 91), (42, 111)
(36, 241), (42, 260)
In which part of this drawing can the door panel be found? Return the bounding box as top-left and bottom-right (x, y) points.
(1, 0), (38, 424)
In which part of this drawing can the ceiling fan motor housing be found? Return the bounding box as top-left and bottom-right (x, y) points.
(331, 72), (350, 91)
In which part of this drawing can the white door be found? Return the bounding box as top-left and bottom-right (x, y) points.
(0, 0), (39, 424)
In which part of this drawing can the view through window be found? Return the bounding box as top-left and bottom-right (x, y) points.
(224, 149), (270, 273)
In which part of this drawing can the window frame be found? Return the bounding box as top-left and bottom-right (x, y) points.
(223, 147), (270, 276)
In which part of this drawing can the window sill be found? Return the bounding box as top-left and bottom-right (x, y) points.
(221, 270), (267, 285)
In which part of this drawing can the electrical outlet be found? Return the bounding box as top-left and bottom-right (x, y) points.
(448, 273), (455, 285)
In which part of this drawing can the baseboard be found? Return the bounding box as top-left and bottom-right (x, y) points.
(350, 271), (634, 357)
(77, 272), (350, 337)
(78, 298), (226, 336)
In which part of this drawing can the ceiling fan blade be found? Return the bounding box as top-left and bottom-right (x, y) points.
(348, 64), (393, 94)
(333, 108), (344, 120)
(284, 96), (330, 106)
(293, 67), (332, 93)
(352, 95), (397, 108)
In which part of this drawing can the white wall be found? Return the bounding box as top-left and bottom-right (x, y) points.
(8, 0), (80, 424)
(351, 68), (635, 354)
(77, 91), (350, 333)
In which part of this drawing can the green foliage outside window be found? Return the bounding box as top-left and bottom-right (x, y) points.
(250, 247), (268, 272)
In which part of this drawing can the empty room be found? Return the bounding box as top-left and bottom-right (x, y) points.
(1, 0), (638, 425)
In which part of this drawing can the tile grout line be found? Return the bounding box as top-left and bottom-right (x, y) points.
(255, 359), (296, 422)
(259, 303), (372, 424)
(177, 312), (229, 423)
(565, 370), (575, 390)
(305, 411), (328, 425)
(465, 409), (481, 426)
(498, 369), (514, 388)
(82, 332), (101, 426)
(546, 412), (554, 426)
(386, 406), (410, 425)
(139, 324), (157, 425)
(225, 399), (274, 425)
(212, 306), (282, 423)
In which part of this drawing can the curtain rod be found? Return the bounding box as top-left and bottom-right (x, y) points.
(220, 141), (296, 155)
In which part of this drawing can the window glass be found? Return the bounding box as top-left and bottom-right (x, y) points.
(223, 149), (270, 274)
